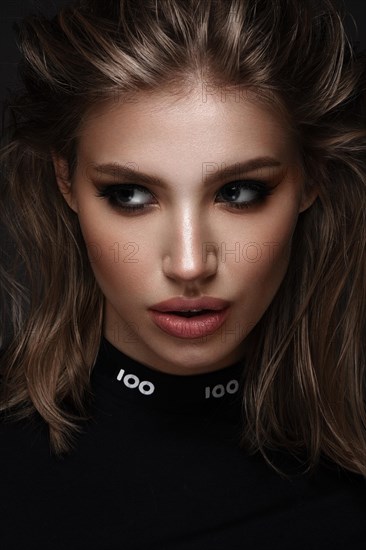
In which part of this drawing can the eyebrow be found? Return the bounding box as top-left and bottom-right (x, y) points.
(90, 157), (282, 187)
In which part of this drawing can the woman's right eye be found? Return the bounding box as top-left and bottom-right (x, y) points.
(95, 184), (156, 213)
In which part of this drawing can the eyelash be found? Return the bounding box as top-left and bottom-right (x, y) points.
(95, 180), (273, 213)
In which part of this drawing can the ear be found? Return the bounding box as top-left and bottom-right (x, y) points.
(51, 151), (78, 213)
(298, 182), (319, 214)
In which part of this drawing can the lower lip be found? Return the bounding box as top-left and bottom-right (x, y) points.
(149, 308), (229, 339)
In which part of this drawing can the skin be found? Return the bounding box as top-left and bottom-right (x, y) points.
(53, 82), (318, 375)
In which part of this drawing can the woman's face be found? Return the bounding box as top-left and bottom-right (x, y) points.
(54, 84), (318, 375)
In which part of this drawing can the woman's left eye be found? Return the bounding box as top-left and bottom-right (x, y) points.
(215, 180), (273, 209)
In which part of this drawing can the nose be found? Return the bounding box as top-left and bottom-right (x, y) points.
(162, 209), (218, 284)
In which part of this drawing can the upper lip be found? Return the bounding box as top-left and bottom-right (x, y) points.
(149, 296), (230, 312)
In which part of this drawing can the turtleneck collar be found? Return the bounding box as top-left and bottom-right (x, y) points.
(91, 336), (246, 414)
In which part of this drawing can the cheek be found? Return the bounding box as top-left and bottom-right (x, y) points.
(76, 205), (156, 299)
(229, 208), (297, 298)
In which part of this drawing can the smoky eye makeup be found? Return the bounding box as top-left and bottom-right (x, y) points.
(94, 178), (275, 214)
(215, 180), (273, 209)
(95, 183), (155, 212)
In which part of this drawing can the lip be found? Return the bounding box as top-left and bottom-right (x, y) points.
(149, 296), (230, 312)
(148, 296), (231, 339)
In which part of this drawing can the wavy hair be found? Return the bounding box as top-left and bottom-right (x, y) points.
(0, 0), (365, 478)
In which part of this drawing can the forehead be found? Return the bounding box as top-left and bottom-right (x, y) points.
(76, 83), (296, 163)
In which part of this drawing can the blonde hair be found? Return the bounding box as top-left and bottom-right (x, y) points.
(1, 0), (365, 478)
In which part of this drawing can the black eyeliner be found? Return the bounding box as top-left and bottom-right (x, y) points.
(94, 180), (274, 212)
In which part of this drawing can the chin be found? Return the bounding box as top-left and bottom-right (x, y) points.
(153, 346), (236, 375)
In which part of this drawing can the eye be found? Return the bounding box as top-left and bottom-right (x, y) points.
(95, 184), (156, 213)
(215, 180), (273, 209)
(95, 179), (273, 214)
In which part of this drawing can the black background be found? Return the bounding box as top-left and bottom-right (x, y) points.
(0, 0), (365, 104)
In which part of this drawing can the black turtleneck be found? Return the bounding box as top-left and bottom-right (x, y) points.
(0, 336), (365, 550)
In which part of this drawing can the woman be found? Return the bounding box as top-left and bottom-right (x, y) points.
(0, 0), (365, 548)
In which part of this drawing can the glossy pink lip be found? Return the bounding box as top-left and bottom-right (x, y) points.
(148, 296), (231, 339)
(149, 296), (230, 312)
